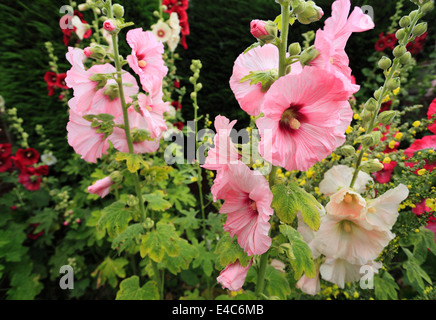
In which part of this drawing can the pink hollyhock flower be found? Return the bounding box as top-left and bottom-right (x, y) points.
(103, 20), (116, 32)
(202, 115), (239, 172)
(256, 67), (352, 172)
(404, 135), (436, 173)
(67, 108), (110, 163)
(83, 47), (92, 58)
(137, 91), (169, 138)
(88, 176), (114, 198)
(217, 260), (252, 292)
(365, 184), (409, 231)
(126, 28), (168, 94)
(296, 269), (321, 296)
(428, 98), (436, 134)
(217, 162), (273, 256)
(312, 0), (374, 95)
(319, 165), (373, 196)
(326, 188), (367, 221)
(109, 107), (161, 154)
(230, 44), (302, 117)
(250, 20), (268, 39)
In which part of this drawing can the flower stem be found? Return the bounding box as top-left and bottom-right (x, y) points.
(255, 0), (290, 297)
(93, 8), (101, 45)
(350, 7), (422, 188)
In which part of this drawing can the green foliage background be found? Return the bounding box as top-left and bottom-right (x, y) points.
(0, 0), (435, 156)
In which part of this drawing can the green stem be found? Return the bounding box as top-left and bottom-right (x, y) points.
(255, 1), (290, 297)
(151, 260), (163, 299)
(93, 8), (101, 45)
(350, 7), (422, 188)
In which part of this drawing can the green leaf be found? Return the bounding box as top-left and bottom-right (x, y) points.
(192, 241), (216, 276)
(0, 223), (28, 262)
(272, 183), (322, 230)
(116, 276), (159, 300)
(279, 224), (315, 279)
(166, 185), (197, 211)
(92, 257), (128, 288)
(159, 239), (199, 275)
(244, 42), (260, 54)
(402, 248), (432, 291)
(140, 222), (181, 262)
(27, 208), (58, 234)
(115, 152), (148, 173)
(239, 69), (278, 92)
(214, 233), (251, 268)
(265, 265), (291, 300)
(97, 200), (132, 238)
(140, 166), (174, 182)
(111, 223), (144, 254)
(6, 260), (43, 300)
(374, 271), (399, 300)
(144, 191), (172, 212)
(400, 227), (436, 264)
(174, 208), (200, 232)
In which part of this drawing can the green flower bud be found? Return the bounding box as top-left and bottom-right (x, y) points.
(421, 1), (434, 15)
(109, 171), (123, 184)
(395, 28), (406, 41)
(191, 92), (197, 100)
(297, 1), (324, 25)
(339, 145), (356, 157)
(86, 45), (106, 60)
(299, 45), (320, 66)
(127, 194), (139, 207)
(409, 10), (419, 21)
(378, 56), (392, 70)
(288, 42), (302, 56)
(378, 110), (397, 125)
(360, 159), (384, 174)
(361, 109), (372, 123)
(399, 16), (411, 28)
(112, 4), (125, 18)
(143, 217), (154, 230)
(412, 22), (427, 37)
(291, 0), (306, 14)
(364, 98), (378, 112)
(386, 77), (401, 91)
(393, 45), (407, 58)
(400, 51), (412, 64)
(103, 84), (119, 101)
(374, 87), (384, 100)
(359, 133), (377, 147)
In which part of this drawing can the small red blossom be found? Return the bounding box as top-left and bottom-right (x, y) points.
(28, 223), (44, 240)
(171, 101), (182, 111)
(173, 122), (184, 130)
(0, 143), (12, 158)
(36, 165), (49, 176)
(375, 37), (388, 52)
(0, 156), (12, 172)
(18, 170), (41, 191)
(15, 148), (40, 166)
(373, 161), (397, 184)
(55, 73), (69, 89)
(428, 98), (436, 134)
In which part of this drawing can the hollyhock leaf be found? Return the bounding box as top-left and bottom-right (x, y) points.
(214, 233), (251, 268)
(27, 208), (58, 234)
(265, 265), (291, 300)
(192, 241), (216, 276)
(174, 208), (200, 231)
(140, 222), (181, 262)
(158, 238), (198, 275)
(374, 272), (399, 300)
(115, 152), (148, 173)
(144, 191), (172, 212)
(111, 223), (144, 255)
(239, 69), (278, 92)
(403, 259), (432, 291)
(272, 183), (322, 230)
(91, 257), (128, 288)
(97, 201), (132, 238)
(6, 261), (43, 300)
(279, 225), (316, 280)
(400, 228), (436, 264)
(140, 166), (174, 183)
(0, 223), (28, 262)
(116, 276), (159, 300)
(166, 185), (197, 211)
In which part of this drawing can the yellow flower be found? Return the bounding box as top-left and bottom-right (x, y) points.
(418, 169), (427, 176)
(412, 121), (421, 127)
(358, 127), (365, 133)
(383, 157), (391, 164)
(276, 168), (282, 174)
(429, 149), (434, 154)
(190, 176), (198, 182)
(209, 171), (214, 178)
(353, 114), (361, 120)
(346, 126), (353, 134)
(388, 140), (397, 149)
(382, 95), (391, 103)
(394, 132), (403, 141)
(306, 168), (315, 178)
(393, 87), (400, 96)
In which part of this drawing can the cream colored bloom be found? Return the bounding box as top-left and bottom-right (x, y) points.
(152, 21), (172, 43)
(319, 165), (373, 196)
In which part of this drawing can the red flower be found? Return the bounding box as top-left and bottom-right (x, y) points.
(404, 135), (436, 173)
(375, 38), (388, 52)
(173, 122), (184, 130)
(163, 0), (189, 12)
(379, 100), (393, 113)
(384, 33), (397, 50)
(10, 205), (17, 211)
(373, 161), (397, 184)
(407, 41), (424, 55)
(171, 101), (182, 111)
(174, 79), (180, 89)
(428, 98), (436, 134)
(28, 223), (44, 240)
(60, 10), (92, 46)
(36, 165), (49, 176)
(0, 156), (12, 172)
(44, 71), (58, 96)
(163, 0), (189, 49)
(55, 73), (69, 89)
(0, 143), (12, 158)
(15, 148), (40, 166)
(18, 169), (41, 191)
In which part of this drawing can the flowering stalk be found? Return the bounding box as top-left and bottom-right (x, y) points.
(92, 7), (101, 44)
(350, 5), (424, 188)
(255, 0), (290, 296)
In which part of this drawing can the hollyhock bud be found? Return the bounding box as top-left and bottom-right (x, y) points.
(339, 145), (356, 157)
(299, 45), (320, 66)
(250, 20), (277, 43)
(421, 1), (434, 15)
(288, 42), (302, 56)
(143, 217), (154, 230)
(395, 29), (406, 41)
(412, 22), (428, 37)
(291, 0), (306, 14)
(364, 98), (378, 112)
(112, 4), (125, 18)
(378, 111), (397, 125)
(361, 159), (384, 173)
(400, 51), (412, 64)
(109, 171), (123, 184)
(374, 87), (384, 100)
(297, 1), (323, 25)
(103, 19), (118, 33)
(86, 45), (106, 60)
(393, 45), (407, 58)
(88, 176), (114, 198)
(378, 56), (392, 70)
(399, 16), (411, 28)
(386, 77), (401, 91)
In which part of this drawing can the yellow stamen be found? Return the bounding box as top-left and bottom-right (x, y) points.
(289, 118), (301, 130)
(138, 60), (147, 68)
(344, 194), (353, 204)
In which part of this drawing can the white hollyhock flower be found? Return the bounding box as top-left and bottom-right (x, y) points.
(168, 12), (181, 30)
(41, 153), (57, 166)
(167, 32), (181, 52)
(319, 165), (373, 196)
(152, 21), (172, 43)
(319, 258), (362, 289)
(72, 15), (89, 40)
(296, 268), (321, 296)
(326, 187), (367, 220)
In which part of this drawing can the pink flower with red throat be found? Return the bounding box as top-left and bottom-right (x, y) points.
(230, 44), (301, 117)
(312, 0), (375, 95)
(88, 176), (114, 198)
(428, 98), (436, 134)
(217, 259), (252, 292)
(217, 162), (273, 256)
(256, 66), (353, 172)
(404, 135), (436, 173)
(67, 108), (110, 163)
(137, 90), (170, 138)
(126, 28), (168, 95)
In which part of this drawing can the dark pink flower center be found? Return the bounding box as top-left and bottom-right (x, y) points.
(279, 104), (306, 134)
(136, 54), (147, 69)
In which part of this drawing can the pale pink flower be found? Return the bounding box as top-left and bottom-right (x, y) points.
(109, 107), (161, 154)
(202, 115), (240, 171)
(319, 165), (373, 196)
(67, 108), (109, 163)
(319, 258), (362, 289)
(217, 162), (273, 256)
(88, 176), (114, 198)
(137, 91), (169, 138)
(126, 28), (168, 94)
(256, 66), (352, 171)
(326, 188), (367, 220)
(312, 0), (375, 95)
(230, 44), (302, 116)
(365, 184), (409, 231)
(296, 269), (321, 296)
(217, 260), (252, 292)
